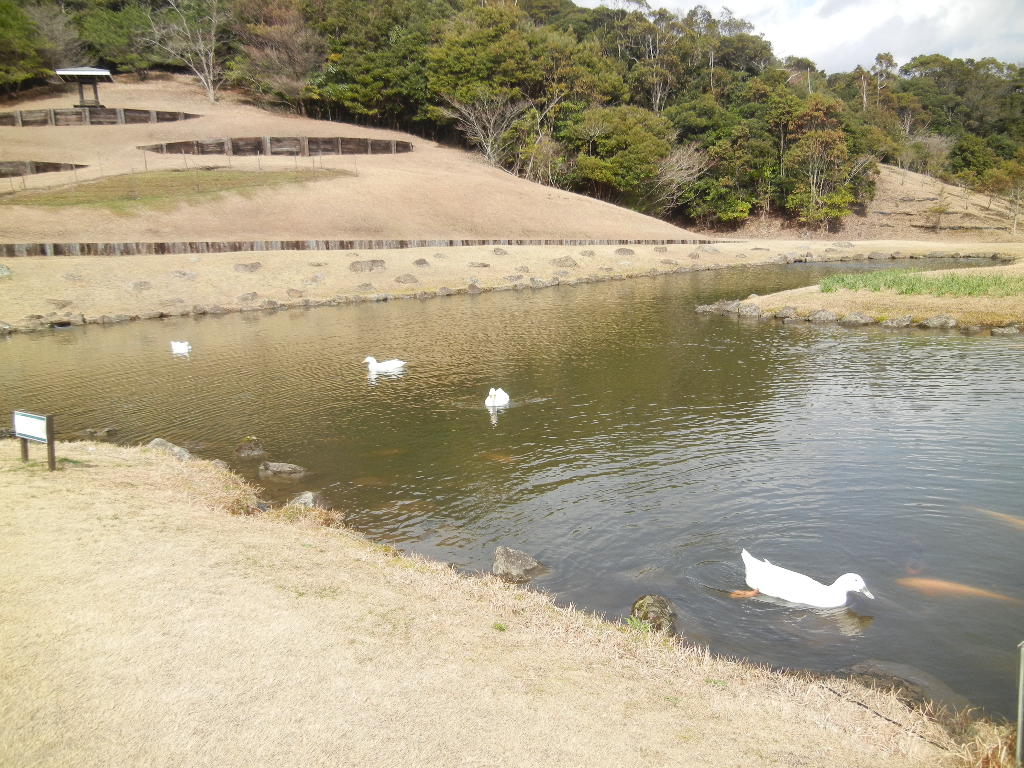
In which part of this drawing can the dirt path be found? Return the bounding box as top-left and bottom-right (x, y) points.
(0, 439), (959, 767)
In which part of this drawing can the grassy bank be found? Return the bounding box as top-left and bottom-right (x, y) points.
(743, 259), (1024, 328)
(820, 269), (1024, 298)
(0, 168), (349, 213)
(1, 438), (1001, 767)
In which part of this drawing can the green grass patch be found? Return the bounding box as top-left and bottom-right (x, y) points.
(820, 268), (1024, 298)
(0, 168), (351, 213)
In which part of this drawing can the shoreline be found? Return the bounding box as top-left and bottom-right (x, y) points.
(3, 239), (1022, 336)
(697, 256), (1024, 332)
(1, 437), (1003, 766)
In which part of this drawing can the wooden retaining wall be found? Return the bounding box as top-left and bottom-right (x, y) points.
(0, 160), (86, 178)
(0, 108), (199, 127)
(0, 237), (718, 258)
(136, 136), (413, 156)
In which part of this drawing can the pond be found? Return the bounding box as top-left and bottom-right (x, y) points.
(3, 257), (1022, 718)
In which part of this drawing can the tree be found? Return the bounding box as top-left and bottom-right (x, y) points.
(563, 104), (675, 210)
(80, 3), (158, 78)
(870, 52), (896, 108)
(307, 0), (458, 128)
(948, 134), (998, 178)
(148, 0), (230, 101)
(440, 92), (530, 167)
(426, 3), (544, 104)
(1001, 158), (1024, 234)
(22, 2), (88, 70)
(0, 0), (47, 92)
(783, 97), (875, 227)
(646, 142), (711, 214)
(229, 0), (325, 113)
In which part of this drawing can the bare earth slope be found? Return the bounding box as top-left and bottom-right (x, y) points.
(0, 75), (697, 243)
(733, 165), (1022, 243)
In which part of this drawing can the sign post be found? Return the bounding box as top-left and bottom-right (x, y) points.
(13, 411), (56, 471)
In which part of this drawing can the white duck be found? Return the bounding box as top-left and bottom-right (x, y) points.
(363, 356), (406, 374)
(731, 549), (874, 608)
(484, 387), (510, 407)
(170, 341), (191, 356)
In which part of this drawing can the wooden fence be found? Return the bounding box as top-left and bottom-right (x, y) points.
(0, 160), (86, 178)
(136, 136), (413, 156)
(0, 108), (199, 127)
(0, 237), (718, 258)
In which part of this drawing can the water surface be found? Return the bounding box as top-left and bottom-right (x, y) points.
(3, 258), (1021, 717)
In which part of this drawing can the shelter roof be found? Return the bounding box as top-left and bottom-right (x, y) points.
(55, 68), (114, 82)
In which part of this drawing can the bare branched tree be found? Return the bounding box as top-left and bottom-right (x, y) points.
(906, 132), (952, 176)
(23, 3), (89, 69)
(231, 0), (324, 114)
(646, 142), (712, 214)
(441, 93), (530, 167)
(148, 0), (228, 102)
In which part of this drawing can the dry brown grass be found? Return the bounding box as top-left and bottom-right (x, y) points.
(747, 259), (1024, 327)
(0, 438), (976, 767)
(0, 75), (693, 243)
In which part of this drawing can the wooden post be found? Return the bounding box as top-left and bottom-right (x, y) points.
(45, 415), (55, 471)
(20, 438), (28, 462)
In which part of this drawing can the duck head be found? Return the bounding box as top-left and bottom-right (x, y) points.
(835, 573), (874, 599)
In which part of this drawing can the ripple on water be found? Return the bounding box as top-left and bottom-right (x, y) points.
(1, 258), (1021, 716)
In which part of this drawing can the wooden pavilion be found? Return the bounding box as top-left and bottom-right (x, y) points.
(55, 67), (115, 108)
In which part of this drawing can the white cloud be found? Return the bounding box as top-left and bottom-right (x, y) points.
(574, 0), (1024, 73)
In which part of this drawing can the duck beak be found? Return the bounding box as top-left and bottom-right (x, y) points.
(861, 588), (875, 599)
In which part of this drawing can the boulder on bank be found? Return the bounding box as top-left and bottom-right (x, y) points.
(234, 436), (266, 458)
(880, 315), (913, 328)
(146, 438), (193, 461)
(349, 259), (386, 273)
(630, 594), (677, 634)
(492, 546), (545, 583)
(808, 309), (839, 323)
(259, 461), (308, 479)
(838, 312), (875, 326)
(920, 315), (957, 329)
(289, 490), (327, 508)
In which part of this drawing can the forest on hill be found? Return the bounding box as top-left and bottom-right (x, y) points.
(2, 0), (1022, 231)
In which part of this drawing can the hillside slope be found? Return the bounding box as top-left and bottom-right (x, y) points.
(732, 164), (1022, 242)
(0, 76), (700, 244)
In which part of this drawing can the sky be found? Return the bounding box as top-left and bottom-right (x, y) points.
(577, 0), (1024, 74)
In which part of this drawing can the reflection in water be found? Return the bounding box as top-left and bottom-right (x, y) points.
(170, 340), (191, 358)
(2, 258), (1022, 717)
(367, 369), (406, 384)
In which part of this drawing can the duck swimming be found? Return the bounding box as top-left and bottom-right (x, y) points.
(485, 387), (510, 407)
(731, 549), (874, 608)
(363, 356), (406, 373)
